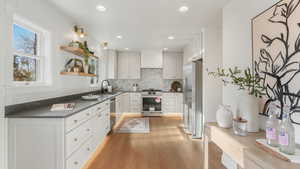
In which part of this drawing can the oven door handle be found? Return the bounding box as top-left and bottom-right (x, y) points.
(142, 96), (162, 98)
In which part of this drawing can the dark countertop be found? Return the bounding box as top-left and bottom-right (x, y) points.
(5, 90), (183, 119)
(6, 92), (123, 119)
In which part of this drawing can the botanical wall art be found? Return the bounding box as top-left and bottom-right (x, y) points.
(252, 0), (300, 124)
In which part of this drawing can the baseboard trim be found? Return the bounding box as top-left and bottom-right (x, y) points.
(121, 112), (183, 118)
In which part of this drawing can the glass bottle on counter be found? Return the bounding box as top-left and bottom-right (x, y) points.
(278, 105), (296, 155)
(265, 103), (279, 147)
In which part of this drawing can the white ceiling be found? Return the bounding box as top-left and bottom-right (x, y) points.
(49, 0), (229, 51)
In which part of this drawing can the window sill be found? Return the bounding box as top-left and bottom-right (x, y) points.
(8, 82), (52, 88)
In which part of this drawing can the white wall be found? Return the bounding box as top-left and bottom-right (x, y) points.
(222, 0), (278, 112)
(223, 0), (300, 144)
(203, 25), (223, 122)
(183, 13), (223, 123)
(0, 0), (103, 168)
(0, 0), (8, 168)
(3, 0), (102, 106)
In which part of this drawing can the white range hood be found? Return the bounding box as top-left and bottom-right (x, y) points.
(141, 50), (163, 68)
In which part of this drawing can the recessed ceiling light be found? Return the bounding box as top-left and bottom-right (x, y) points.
(96, 5), (106, 12)
(163, 48), (168, 51)
(125, 48), (129, 50)
(116, 35), (123, 39)
(168, 36), (175, 40)
(179, 6), (189, 13)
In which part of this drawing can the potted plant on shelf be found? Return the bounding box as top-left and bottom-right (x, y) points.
(209, 67), (266, 132)
(77, 41), (90, 73)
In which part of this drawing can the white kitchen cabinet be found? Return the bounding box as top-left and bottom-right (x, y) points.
(117, 51), (141, 79)
(183, 33), (204, 64)
(162, 93), (183, 114)
(129, 93), (142, 113)
(99, 50), (118, 80)
(121, 93), (130, 113)
(8, 100), (110, 169)
(163, 52), (183, 79)
(127, 53), (141, 79)
(115, 93), (130, 122)
(106, 50), (118, 79)
(117, 52), (129, 79)
(116, 94), (122, 122)
(141, 50), (163, 68)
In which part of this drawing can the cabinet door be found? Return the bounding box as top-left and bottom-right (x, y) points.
(127, 52), (141, 79)
(117, 52), (129, 79)
(130, 93), (142, 113)
(121, 93), (130, 113)
(175, 93), (183, 113)
(107, 50), (117, 79)
(163, 52), (177, 79)
(91, 110), (105, 149)
(176, 54), (183, 79)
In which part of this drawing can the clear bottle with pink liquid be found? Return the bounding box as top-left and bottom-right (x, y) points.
(278, 105), (295, 155)
(265, 103), (279, 147)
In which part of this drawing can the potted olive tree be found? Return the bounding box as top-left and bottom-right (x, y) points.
(209, 67), (266, 132)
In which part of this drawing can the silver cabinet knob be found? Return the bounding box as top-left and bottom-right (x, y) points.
(86, 113), (90, 116)
(74, 138), (78, 142)
(73, 120), (78, 123)
(86, 128), (90, 132)
(87, 147), (90, 151)
(74, 161), (78, 165)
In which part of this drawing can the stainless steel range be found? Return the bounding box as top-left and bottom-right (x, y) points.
(142, 89), (162, 116)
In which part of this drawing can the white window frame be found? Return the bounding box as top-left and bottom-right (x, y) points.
(12, 15), (50, 87)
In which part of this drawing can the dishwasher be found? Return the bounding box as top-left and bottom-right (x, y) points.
(110, 98), (116, 129)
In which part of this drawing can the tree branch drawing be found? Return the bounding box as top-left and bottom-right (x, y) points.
(254, 0), (300, 124)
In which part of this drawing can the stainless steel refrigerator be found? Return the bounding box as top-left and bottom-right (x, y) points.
(183, 59), (203, 138)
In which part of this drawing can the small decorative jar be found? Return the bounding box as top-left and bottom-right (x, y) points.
(233, 117), (248, 136)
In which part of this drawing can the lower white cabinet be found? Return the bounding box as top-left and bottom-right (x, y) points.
(129, 93), (142, 113)
(162, 93), (183, 114)
(8, 100), (110, 169)
(115, 93), (129, 122)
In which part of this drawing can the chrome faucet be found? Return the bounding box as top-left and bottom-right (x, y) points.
(101, 80), (110, 93)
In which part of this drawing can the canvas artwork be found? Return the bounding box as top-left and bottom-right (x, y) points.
(252, 0), (300, 124)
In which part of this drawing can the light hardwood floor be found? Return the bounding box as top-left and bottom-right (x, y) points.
(86, 116), (224, 169)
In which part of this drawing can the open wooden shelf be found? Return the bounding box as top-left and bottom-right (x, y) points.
(60, 72), (97, 77)
(60, 46), (98, 59)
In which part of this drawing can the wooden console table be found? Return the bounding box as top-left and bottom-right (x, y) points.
(204, 123), (300, 169)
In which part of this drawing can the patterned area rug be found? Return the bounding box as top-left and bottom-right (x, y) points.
(116, 118), (150, 133)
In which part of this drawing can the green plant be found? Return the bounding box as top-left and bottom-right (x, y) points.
(77, 42), (90, 65)
(209, 67), (266, 98)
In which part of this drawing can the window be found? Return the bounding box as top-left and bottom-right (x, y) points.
(12, 17), (48, 85)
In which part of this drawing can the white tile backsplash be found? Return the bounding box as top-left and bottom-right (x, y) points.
(108, 68), (182, 91)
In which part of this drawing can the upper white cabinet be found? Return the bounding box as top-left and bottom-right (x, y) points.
(183, 33), (204, 64)
(163, 51), (183, 79)
(117, 51), (141, 79)
(99, 49), (117, 80)
(106, 50), (118, 79)
(141, 50), (163, 68)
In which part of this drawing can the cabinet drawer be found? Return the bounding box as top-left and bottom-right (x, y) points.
(92, 103), (105, 115)
(103, 100), (110, 109)
(66, 137), (93, 169)
(66, 120), (92, 158)
(65, 109), (92, 132)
